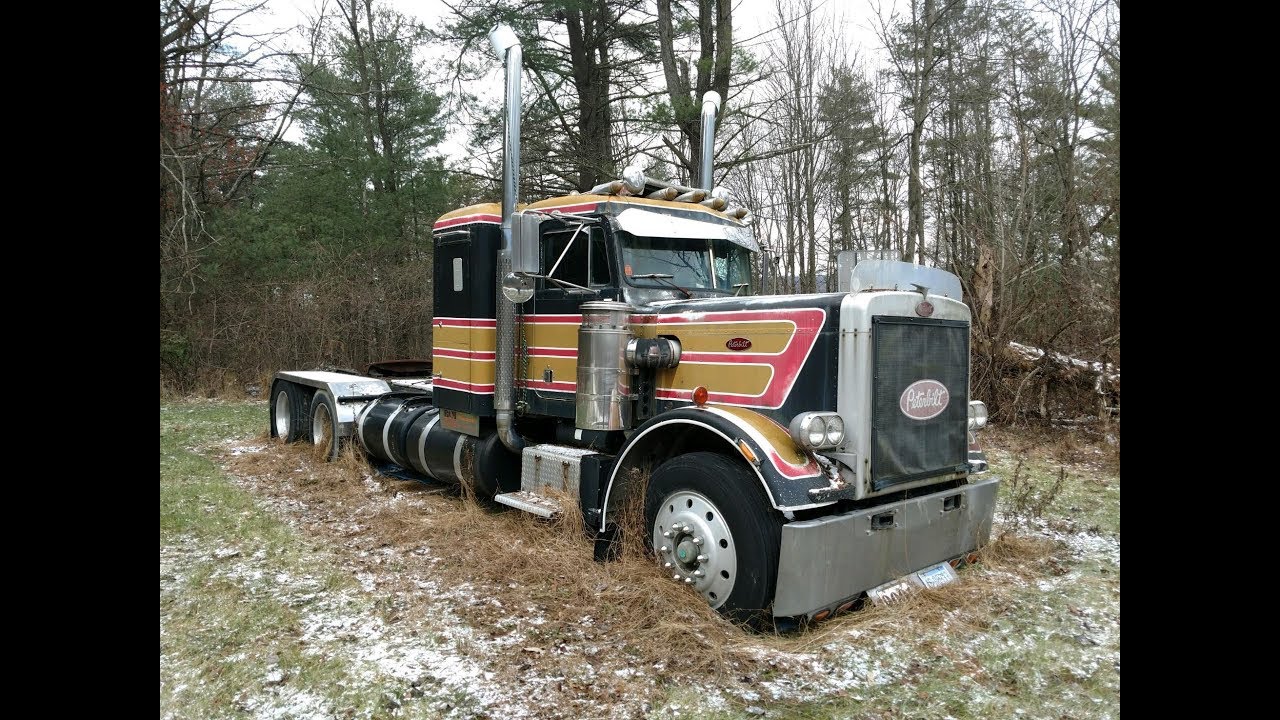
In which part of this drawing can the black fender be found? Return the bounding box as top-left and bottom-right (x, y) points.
(598, 405), (840, 531)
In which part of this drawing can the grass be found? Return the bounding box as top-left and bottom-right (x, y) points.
(160, 400), (1120, 719)
(160, 401), (492, 719)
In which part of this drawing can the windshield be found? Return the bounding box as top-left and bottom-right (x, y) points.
(618, 231), (753, 294)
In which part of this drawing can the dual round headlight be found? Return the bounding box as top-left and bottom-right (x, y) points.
(790, 412), (845, 450)
(967, 401), (988, 430)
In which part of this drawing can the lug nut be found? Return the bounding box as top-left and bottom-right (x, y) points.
(692, 536), (704, 546)
(663, 562), (673, 569)
(693, 570), (705, 578)
(696, 554), (708, 563)
(672, 574), (682, 581)
(660, 545), (671, 554)
(684, 577), (694, 584)
(663, 531), (673, 539)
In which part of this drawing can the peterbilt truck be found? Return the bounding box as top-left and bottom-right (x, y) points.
(268, 25), (998, 626)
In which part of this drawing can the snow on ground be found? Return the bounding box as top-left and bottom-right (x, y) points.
(165, 438), (1121, 718)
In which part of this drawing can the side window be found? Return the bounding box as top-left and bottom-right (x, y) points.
(590, 230), (611, 286)
(541, 225), (590, 289)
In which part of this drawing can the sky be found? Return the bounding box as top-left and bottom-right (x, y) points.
(235, 0), (888, 164)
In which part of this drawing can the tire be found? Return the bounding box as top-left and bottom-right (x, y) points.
(269, 380), (307, 443)
(644, 451), (782, 623)
(310, 390), (342, 461)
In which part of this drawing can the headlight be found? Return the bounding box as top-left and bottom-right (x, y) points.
(806, 416), (827, 446)
(968, 401), (988, 431)
(824, 415), (844, 447)
(790, 412), (845, 450)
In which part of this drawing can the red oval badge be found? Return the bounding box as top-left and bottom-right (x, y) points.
(725, 337), (752, 351)
(899, 379), (950, 420)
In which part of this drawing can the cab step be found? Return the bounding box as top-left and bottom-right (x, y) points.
(493, 490), (562, 518)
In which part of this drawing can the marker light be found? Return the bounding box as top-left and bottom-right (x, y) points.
(692, 386), (709, 406)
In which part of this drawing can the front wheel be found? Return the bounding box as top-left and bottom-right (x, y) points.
(644, 452), (782, 622)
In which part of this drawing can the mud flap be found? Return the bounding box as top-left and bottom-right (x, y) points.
(593, 523), (621, 562)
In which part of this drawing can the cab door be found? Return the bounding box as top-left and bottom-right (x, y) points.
(524, 220), (616, 417)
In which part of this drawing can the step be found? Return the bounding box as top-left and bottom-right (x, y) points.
(493, 490), (563, 518)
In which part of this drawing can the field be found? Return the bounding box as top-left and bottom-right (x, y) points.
(160, 400), (1119, 719)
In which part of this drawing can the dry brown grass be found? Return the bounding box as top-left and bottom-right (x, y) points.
(221, 439), (768, 704)
(982, 422), (1119, 475)
(217, 436), (1078, 710)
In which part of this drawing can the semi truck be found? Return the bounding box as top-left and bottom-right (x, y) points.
(268, 24), (998, 626)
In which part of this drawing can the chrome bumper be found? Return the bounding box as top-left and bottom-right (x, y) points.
(772, 477), (999, 617)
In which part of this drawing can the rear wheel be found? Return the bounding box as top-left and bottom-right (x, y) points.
(644, 452), (782, 623)
(269, 380), (307, 442)
(310, 391), (341, 461)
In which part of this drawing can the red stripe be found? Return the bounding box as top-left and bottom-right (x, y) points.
(433, 348), (496, 360)
(527, 347), (578, 357)
(433, 378), (495, 394)
(433, 213), (500, 229)
(433, 317), (497, 328)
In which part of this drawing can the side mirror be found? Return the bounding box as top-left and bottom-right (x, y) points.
(511, 211), (541, 275)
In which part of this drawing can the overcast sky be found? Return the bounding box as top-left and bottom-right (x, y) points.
(237, 0), (886, 164)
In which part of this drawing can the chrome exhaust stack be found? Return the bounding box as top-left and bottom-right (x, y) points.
(699, 91), (721, 191)
(489, 23), (525, 454)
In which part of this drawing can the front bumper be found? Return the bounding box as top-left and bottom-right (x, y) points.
(772, 476), (999, 617)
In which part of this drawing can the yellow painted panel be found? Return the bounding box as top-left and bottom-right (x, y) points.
(524, 356), (578, 381)
(434, 356), (495, 384)
(434, 325), (470, 350)
(524, 322), (577, 349)
(470, 328), (496, 352)
(436, 202), (500, 222)
(659, 363), (773, 397)
(433, 325), (496, 352)
(669, 321), (795, 353)
(629, 322), (658, 339)
(713, 406), (809, 466)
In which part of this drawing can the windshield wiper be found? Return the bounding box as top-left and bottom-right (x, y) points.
(632, 273), (692, 298)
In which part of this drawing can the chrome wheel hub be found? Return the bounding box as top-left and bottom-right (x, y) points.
(312, 402), (333, 451)
(652, 490), (736, 608)
(274, 390), (291, 437)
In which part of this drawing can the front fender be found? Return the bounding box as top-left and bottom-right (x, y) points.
(598, 405), (839, 531)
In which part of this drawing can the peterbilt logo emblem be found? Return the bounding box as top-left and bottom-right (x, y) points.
(725, 337), (752, 351)
(900, 380), (949, 420)
(915, 301), (934, 317)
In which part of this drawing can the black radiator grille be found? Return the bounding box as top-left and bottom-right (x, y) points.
(870, 316), (969, 491)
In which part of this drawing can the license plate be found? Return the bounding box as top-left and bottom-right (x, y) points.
(918, 562), (957, 589)
(867, 561), (958, 605)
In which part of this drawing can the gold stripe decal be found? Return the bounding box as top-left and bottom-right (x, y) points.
(656, 308), (826, 409)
